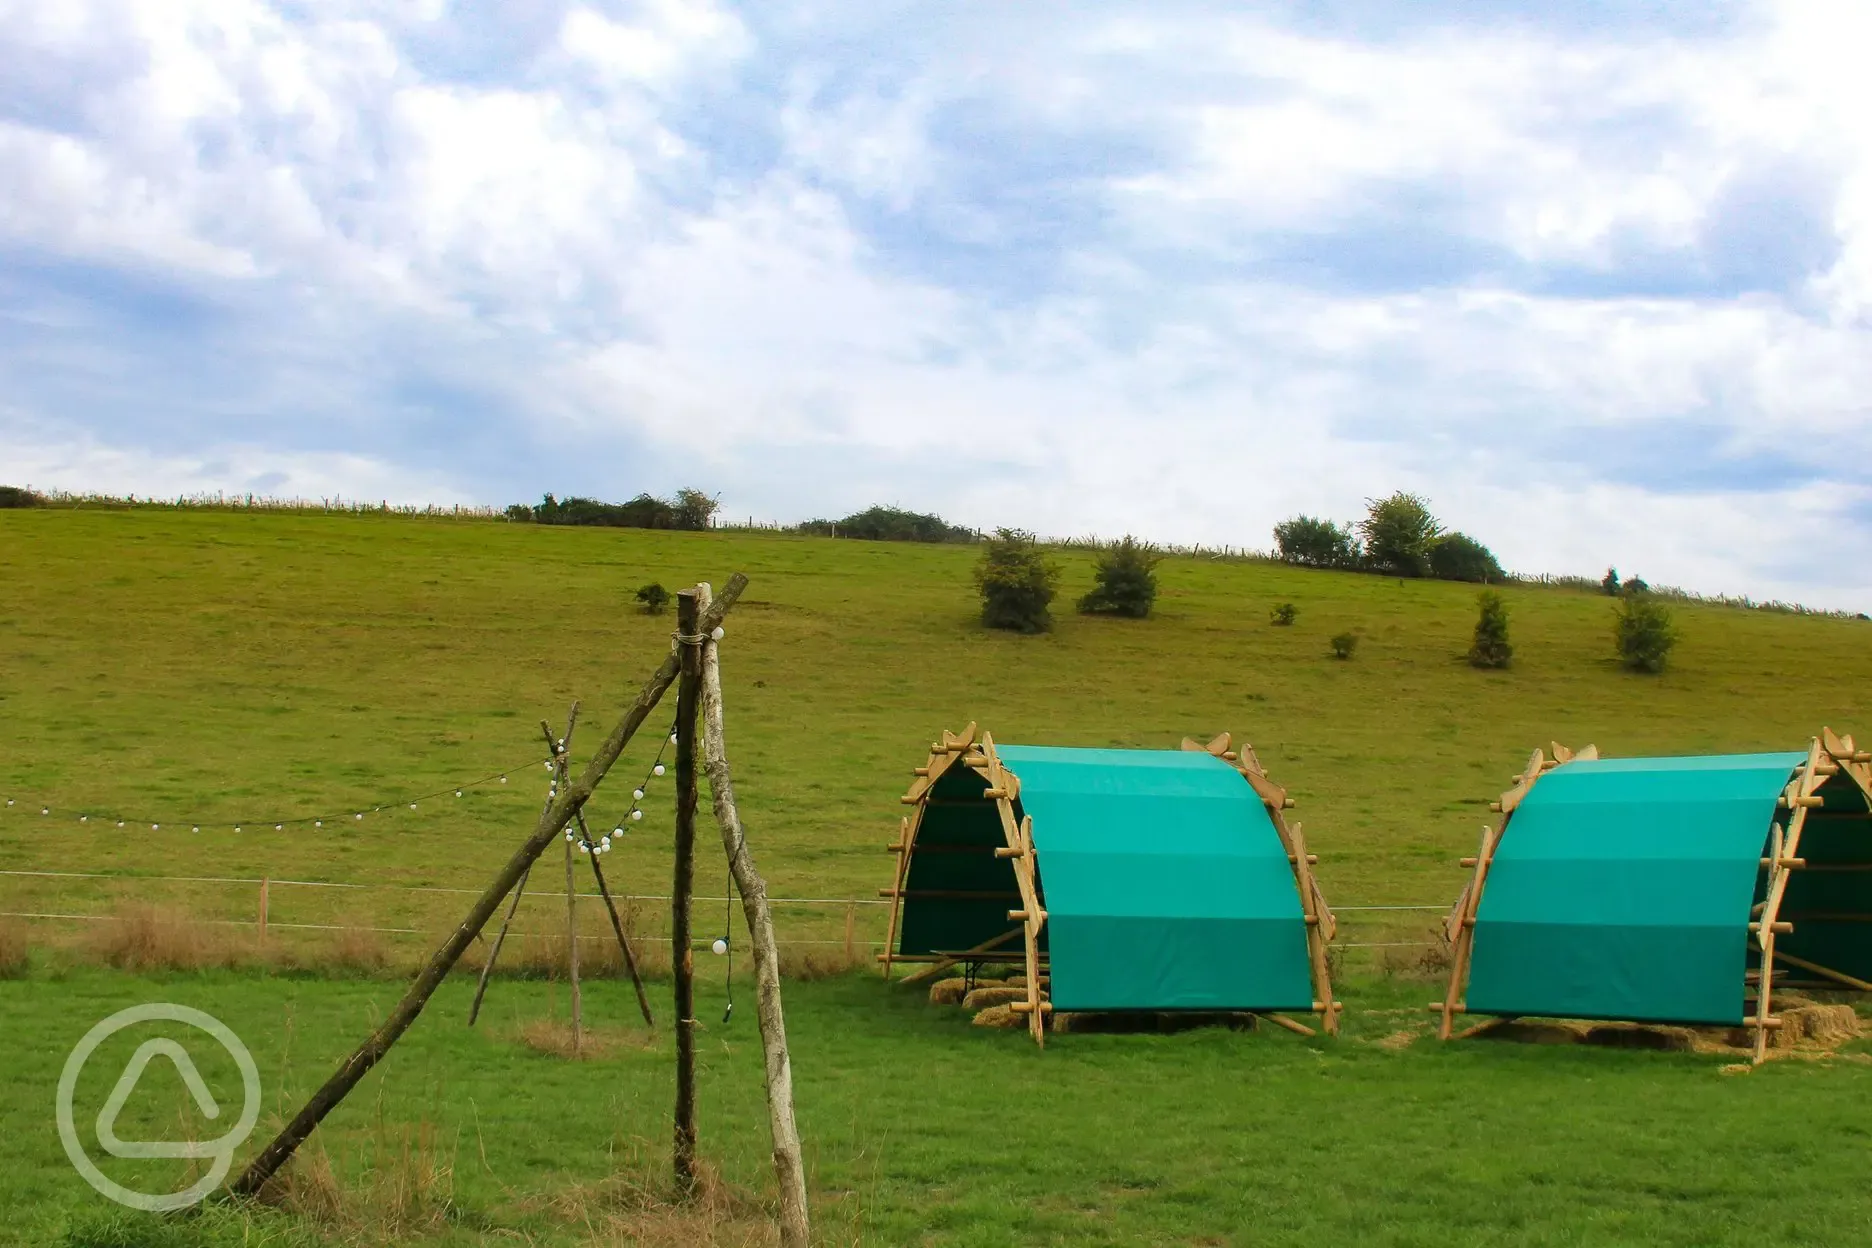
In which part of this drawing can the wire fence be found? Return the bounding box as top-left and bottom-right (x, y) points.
(0, 868), (1451, 952)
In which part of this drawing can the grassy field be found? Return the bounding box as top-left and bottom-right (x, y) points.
(3, 507), (1868, 949)
(3, 507), (1872, 1245)
(7, 966), (1872, 1248)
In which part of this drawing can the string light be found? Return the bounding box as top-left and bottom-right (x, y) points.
(0, 755), (551, 837)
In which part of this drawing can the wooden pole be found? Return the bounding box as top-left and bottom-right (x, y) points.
(257, 877), (269, 943)
(545, 711), (583, 1056)
(672, 587), (703, 1196)
(228, 573), (747, 1200)
(697, 582), (810, 1248)
(473, 737), (565, 1025)
(468, 865), (529, 1026)
(587, 849), (655, 1026)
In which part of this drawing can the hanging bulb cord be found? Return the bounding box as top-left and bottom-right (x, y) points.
(722, 819), (749, 1024)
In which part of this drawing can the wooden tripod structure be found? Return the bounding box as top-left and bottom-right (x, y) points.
(227, 574), (810, 1247)
(1437, 729), (1872, 1065)
(881, 725), (1338, 1047)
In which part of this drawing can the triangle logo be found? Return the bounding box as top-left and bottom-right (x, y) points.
(95, 1038), (223, 1160)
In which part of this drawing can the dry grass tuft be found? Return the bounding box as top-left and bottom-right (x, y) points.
(1378, 933), (1454, 980)
(256, 1119), (458, 1238)
(0, 918), (30, 978)
(776, 943), (863, 981)
(530, 1141), (778, 1247)
(324, 924), (392, 975)
(88, 904), (252, 971)
(517, 1017), (657, 1060)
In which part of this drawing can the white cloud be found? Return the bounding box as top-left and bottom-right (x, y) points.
(1, 0), (1869, 611)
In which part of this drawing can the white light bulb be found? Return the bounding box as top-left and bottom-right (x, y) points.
(600, 836), (611, 849)
(613, 826), (623, 837)
(579, 842), (590, 854)
(455, 790), (463, 798)
(5, 799), (12, 806)
(192, 826), (200, 833)
(41, 808), (49, 815)
(234, 826), (241, 833)
(544, 761), (553, 770)
(500, 776), (508, 784)
(633, 789), (644, 800)
(710, 626), (724, 641)
(409, 803), (417, 810)
(80, 816), (87, 823)
(630, 809), (643, 821)
(653, 764), (665, 777)
(315, 820), (322, 827)
(670, 733), (678, 744)
(152, 824), (159, 830)
(275, 824), (282, 831)
(356, 813), (363, 820)
(711, 938), (728, 956)
(118, 821), (125, 828)
(565, 830), (574, 841)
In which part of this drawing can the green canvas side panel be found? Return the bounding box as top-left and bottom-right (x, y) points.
(996, 745), (1314, 1012)
(1775, 772), (1872, 981)
(1466, 752), (1804, 1024)
(897, 765), (1028, 957)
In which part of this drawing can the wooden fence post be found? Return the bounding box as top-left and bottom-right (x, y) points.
(672, 588), (703, 1195)
(697, 582), (810, 1247)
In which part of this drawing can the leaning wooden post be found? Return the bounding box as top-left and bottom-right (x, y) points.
(671, 588), (704, 1196)
(468, 864), (529, 1026)
(227, 574), (747, 1200)
(698, 581), (810, 1248)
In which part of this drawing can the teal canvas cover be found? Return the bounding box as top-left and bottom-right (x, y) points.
(1466, 752), (1806, 1025)
(992, 746), (1314, 1012)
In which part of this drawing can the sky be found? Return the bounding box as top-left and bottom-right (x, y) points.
(2, 1), (1870, 610)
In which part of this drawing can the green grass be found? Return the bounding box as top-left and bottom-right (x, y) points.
(3, 507), (1872, 1244)
(3, 508), (1866, 946)
(7, 967), (1872, 1247)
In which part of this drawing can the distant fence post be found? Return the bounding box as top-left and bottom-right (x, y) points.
(258, 877), (269, 941)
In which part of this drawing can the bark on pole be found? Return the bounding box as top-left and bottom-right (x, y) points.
(671, 587), (703, 1196)
(697, 582), (811, 1248)
(228, 574), (747, 1200)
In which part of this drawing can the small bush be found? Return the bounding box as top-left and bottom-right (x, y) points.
(635, 582), (671, 614)
(1077, 535), (1161, 618)
(800, 505), (976, 543)
(974, 528), (1060, 634)
(1621, 574), (1650, 597)
(1358, 492), (1442, 577)
(1614, 594), (1677, 672)
(1329, 631), (1359, 660)
(1467, 590), (1513, 669)
(1273, 516), (1360, 569)
(1601, 567), (1621, 596)
(0, 485), (46, 508)
(1270, 602), (1297, 626)
(1429, 532), (1504, 583)
(0, 919), (29, 978)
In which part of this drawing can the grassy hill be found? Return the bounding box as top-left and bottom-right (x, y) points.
(2, 506), (1867, 953)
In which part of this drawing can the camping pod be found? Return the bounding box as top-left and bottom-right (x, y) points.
(881, 725), (1338, 1046)
(1437, 729), (1872, 1063)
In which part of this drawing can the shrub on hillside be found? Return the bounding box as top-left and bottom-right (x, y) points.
(0, 919), (28, 978)
(0, 485), (46, 508)
(517, 489), (718, 531)
(1330, 631), (1359, 660)
(635, 582), (671, 614)
(1621, 574), (1650, 596)
(1468, 591), (1513, 669)
(1270, 602), (1297, 626)
(1429, 533), (1504, 583)
(1613, 594), (1677, 673)
(1078, 536), (1161, 618)
(975, 528), (1060, 633)
(1601, 567), (1621, 596)
(800, 505), (976, 543)
(1358, 492), (1442, 577)
(1273, 516), (1360, 569)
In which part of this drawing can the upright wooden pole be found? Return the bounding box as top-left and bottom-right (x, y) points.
(672, 588), (703, 1196)
(257, 877), (269, 943)
(228, 574), (747, 1200)
(545, 710), (583, 1055)
(697, 582), (810, 1248)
